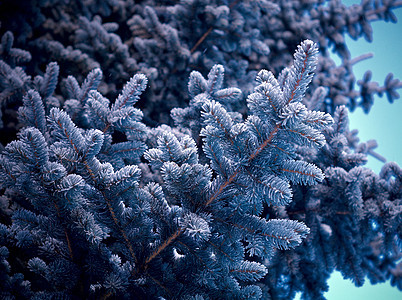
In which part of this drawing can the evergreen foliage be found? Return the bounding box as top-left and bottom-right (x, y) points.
(0, 1), (401, 299)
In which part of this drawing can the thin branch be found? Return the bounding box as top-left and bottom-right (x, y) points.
(190, 27), (213, 53)
(206, 125), (281, 207)
(144, 227), (184, 266)
(146, 271), (173, 298)
(190, 0), (241, 53)
(101, 190), (138, 265)
(52, 201), (74, 260)
(350, 53), (373, 66)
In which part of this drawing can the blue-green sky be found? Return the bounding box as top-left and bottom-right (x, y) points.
(325, 1), (402, 299)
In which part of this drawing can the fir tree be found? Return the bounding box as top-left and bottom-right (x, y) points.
(0, 1), (401, 299)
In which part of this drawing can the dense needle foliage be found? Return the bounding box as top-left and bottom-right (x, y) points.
(0, 1), (401, 299)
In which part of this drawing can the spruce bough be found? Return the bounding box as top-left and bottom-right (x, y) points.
(0, 40), (334, 299)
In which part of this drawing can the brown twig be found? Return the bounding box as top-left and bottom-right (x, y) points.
(189, 0), (241, 54)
